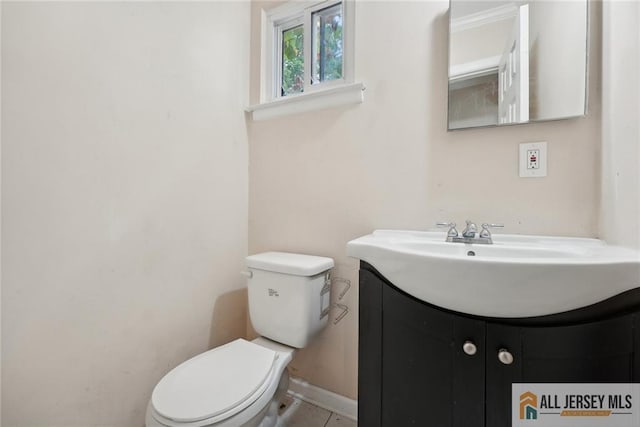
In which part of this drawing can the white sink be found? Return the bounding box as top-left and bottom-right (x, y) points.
(347, 230), (640, 317)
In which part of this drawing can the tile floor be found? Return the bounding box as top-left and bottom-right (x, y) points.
(276, 393), (357, 427)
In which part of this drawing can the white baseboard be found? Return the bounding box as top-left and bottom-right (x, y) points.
(287, 376), (358, 421)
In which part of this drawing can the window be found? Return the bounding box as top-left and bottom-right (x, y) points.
(281, 22), (305, 96)
(312, 3), (343, 85)
(265, 0), (354, 101)
(248, 0), (361, 120)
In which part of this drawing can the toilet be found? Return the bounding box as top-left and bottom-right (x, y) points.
(146, 252), (334, 427)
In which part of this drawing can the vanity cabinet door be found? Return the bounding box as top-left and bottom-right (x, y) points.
(486, 315), (638, 426)
(452, 316), (486, 427)
(381, 282), (484, 427)
(358, 268), (383, 427)
(485, 323), (523, 427)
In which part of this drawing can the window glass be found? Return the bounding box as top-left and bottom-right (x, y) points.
(282, 25), (304, 96)
(312, 3), (343, 84)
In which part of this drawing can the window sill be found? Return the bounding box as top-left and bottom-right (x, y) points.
(246, 82), (365, 121)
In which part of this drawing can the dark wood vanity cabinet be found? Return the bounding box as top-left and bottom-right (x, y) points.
(358, 262), (640, 427)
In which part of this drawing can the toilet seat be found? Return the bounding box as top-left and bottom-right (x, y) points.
(151, 339), (278, 424)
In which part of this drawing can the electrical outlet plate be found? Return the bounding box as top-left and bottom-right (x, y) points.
(519, 141), (547, 178)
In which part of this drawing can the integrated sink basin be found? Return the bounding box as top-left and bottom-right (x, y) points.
(347, 230), (640, 317)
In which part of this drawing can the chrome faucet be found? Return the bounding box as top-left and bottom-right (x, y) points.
(461, 220), (477, 238)
(437, 221), (503, 244)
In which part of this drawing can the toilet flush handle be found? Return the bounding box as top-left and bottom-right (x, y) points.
(240, 270), (253, 278)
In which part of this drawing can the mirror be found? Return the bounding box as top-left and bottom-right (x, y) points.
(448, 1), (588, 130)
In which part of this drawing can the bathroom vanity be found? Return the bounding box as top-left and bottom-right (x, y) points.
(348, 229), (640, 427)
(358, 262), (640, 427)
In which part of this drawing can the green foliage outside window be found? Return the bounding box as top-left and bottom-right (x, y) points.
(280, 3), (343, 97)
(282, 26), (304, 96)
(314, 9), (343, 83)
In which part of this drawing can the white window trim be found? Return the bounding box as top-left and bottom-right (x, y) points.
(247, 0), (363, 121)
(248, 81), (364, 121)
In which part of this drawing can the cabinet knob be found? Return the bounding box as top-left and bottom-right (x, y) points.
(463, 341), (477, 356)
(498, 349), (514, 365)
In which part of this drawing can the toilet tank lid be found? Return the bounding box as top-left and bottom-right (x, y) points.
(246, 252), (334, 276)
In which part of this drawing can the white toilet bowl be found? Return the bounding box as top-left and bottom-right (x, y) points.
(146, 338), (294, 427)
(146, 252), (333, 427)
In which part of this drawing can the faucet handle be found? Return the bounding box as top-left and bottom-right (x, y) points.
(479, 223), (504, 238)
(436, 222), (458, 237)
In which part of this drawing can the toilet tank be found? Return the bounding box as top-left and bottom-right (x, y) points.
(246, 252), (334, 348)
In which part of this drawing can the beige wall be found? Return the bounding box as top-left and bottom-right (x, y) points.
(600, 0), (640, 249)
(249, 0), (601, 399)
(1, 2), (249, 425)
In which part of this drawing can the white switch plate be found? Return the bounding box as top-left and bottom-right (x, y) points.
(519, 142), (547, 177)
